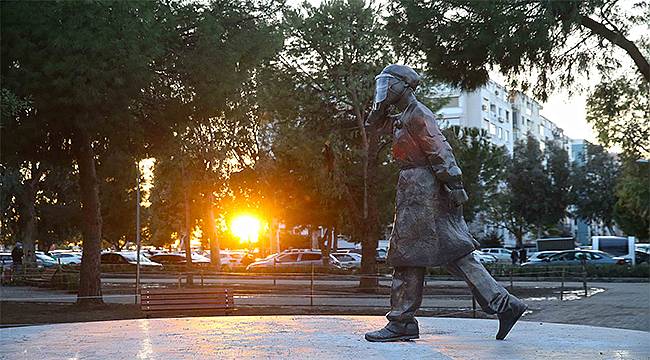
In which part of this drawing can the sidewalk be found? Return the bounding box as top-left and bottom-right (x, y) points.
(1, 316), (648, 359)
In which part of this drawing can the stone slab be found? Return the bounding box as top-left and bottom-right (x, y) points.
(1, 316), (648, 359)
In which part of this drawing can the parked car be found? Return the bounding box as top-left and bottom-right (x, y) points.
(480, 248), (513, 263)
(101, 252), (163, 267)
(0, 252), (58, 269)
(635, 250), (650, 264)
(49, 252), (82, 265)
(147, 253), (209, 267)
(331, 252), (362, 269)
(522, 250), (623, 267)
(526, 251), (561, 263)
(246, 250), (341, 271)
(614, 250), (650, 265)
(0, 252), (13, 271)
(472, 250), (497, 264)
(35, 252), (58, 268)
(376, 248), (387, 263)
(635, 244), (650, 254)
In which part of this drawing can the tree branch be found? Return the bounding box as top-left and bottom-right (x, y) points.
(580, 15), (650, 82)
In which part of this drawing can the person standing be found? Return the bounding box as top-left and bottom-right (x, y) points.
(364, 64), (527, 342)
(519, 247), (528, 264)
(511, 249), (519, 265)
(11, 242), (24, 273)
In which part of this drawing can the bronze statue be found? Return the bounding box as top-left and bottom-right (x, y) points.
(364, 64), (527, 342)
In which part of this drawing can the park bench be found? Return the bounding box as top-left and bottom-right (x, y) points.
(24, 267), (59, 287)
(140, 287), (233, 317)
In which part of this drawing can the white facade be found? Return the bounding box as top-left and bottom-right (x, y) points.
(435, 80), (514, 153)
(434, 80), (570, 155)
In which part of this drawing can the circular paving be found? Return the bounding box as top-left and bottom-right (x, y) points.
(1, 316), (648, 359)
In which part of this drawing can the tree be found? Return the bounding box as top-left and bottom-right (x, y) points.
(586, 75), (650, 160)
(442, 126), (509, 224)
(146, 0), (282, 268)
(491, 135), (570, 246)
(261, 0), (403, 288)
(389, 0), (649, 100)
(2, 1), (168, 304)
(614, 161), (650, 241)
(543, 141), (572, 233)
(570, 143), (620, 233)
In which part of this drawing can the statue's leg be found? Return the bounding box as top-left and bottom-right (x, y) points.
(445, 253), (527, 340)
(386, 266), (426, 323)
(444, 254), (509, 314)
(365, 266), (424, 342)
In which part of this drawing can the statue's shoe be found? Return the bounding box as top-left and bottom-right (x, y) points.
(365, 320), (419, 342)
(496, 297), (528, 340)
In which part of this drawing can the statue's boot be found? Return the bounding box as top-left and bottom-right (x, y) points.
(365, 320), (419, 342)
(496, 296), (527, 340)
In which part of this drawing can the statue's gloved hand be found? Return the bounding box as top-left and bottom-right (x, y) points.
(444, 184), (468, 207)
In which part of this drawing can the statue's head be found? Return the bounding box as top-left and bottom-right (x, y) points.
(372, 64), (421, 111)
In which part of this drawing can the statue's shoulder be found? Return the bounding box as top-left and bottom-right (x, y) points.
(409, 102), (436, 124)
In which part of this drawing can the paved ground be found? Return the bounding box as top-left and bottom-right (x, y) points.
(1, 316), (648, 359)
(523, 281), (650, 331)
(3, 280), (648, 330)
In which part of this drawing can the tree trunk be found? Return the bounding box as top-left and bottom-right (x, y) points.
(73, 126), (104, 305)
(20, 175), (38, 266)
(359, 128), (380, 289)
(181, 166), (193, 285)
(208, 202), (221, 270)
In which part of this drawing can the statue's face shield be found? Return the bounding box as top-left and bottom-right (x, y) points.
(373, 73), (398, 110)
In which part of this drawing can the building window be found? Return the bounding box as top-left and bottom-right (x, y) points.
(489, 123), (497, 135)
(483, 119), (490, 130)
(505, 130), (510, 141)
(497, 127), (502, 139)
(539, 124), (544, 134)
(490, 104), (496, 113)
(505, 110), (510, 122)
(482, 98), (489, 111)
(442, 96), (459, 107)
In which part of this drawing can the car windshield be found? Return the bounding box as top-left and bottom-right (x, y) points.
(121, 253), (153, 263)
(36, 253), (56, 262)
(333, 254), (355, 262)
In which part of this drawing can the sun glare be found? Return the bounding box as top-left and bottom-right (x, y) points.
(230, 214), (261, 244)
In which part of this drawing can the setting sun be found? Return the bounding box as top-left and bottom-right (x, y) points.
(230, 214), (261, 244)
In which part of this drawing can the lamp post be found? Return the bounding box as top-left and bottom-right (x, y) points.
(135, 162), (141, 304)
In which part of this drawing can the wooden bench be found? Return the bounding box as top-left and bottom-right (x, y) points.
(140, 288), (233, 316)
(25, 267), (59, 287)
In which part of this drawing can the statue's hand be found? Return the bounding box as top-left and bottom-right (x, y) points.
(446, 186), (468, 207)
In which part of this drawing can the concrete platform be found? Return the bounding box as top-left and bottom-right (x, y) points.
(1, 316), (648, 359)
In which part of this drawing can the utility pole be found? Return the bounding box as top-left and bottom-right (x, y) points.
(135, 162), (141, 304)
(181, 163), (194, 286)
(209, 193), (221, 270)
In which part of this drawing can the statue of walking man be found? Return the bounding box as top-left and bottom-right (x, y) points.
(364, 64), (527, 342)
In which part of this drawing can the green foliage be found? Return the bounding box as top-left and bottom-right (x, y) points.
(544, 141), (571, 227)
(442, 126), (508, 223)
(479, 230), (504, 248)
(258, 0), (397, 240)
(389, 0), (649, 100)
(147, 0), (283, 247)
(570, 143), (620, 229)
(586, 75), (650, 160)
(614, 161), (650, 240)
(491, 135), (571, 245)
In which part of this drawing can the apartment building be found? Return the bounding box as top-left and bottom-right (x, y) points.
(434, 80), (570, 154)
(434, 79), (514, 152)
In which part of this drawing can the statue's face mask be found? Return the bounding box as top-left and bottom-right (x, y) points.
(373, 73), (398, 111)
